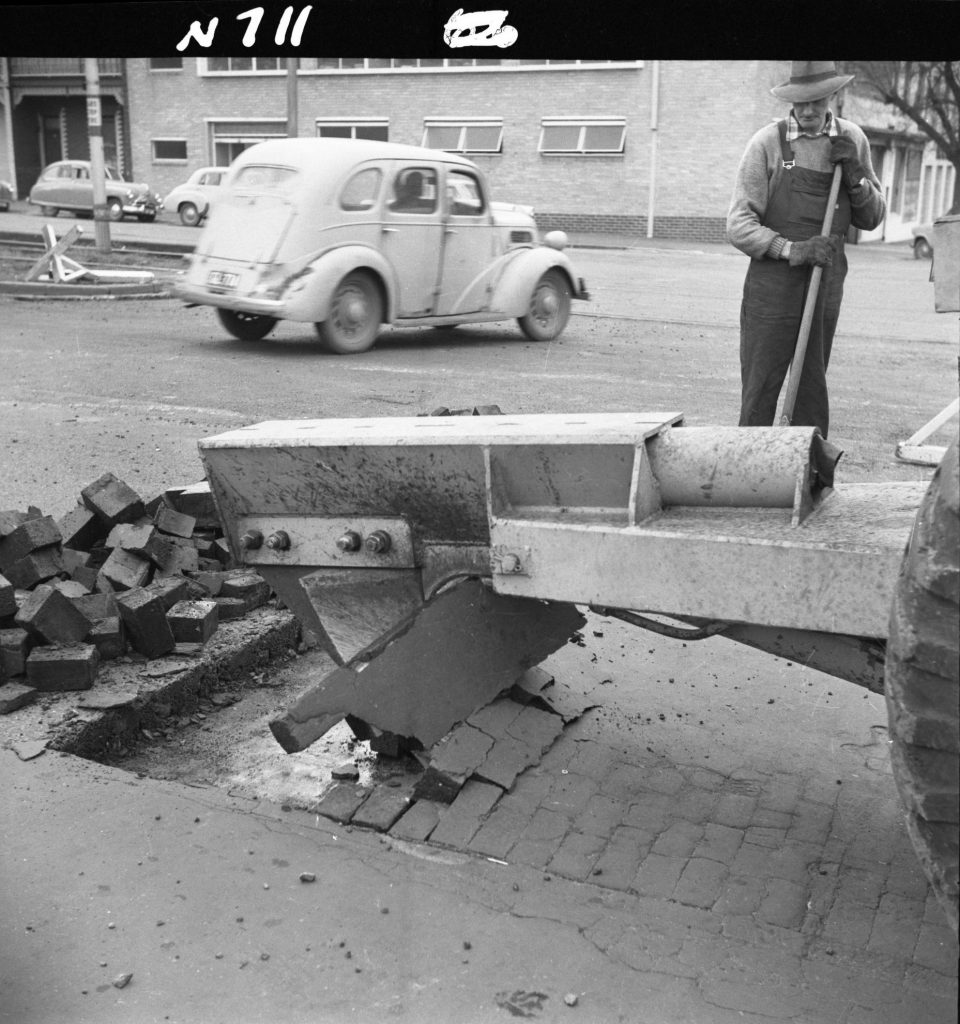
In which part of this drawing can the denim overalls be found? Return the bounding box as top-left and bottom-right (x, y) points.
(738, 121), (853, 437)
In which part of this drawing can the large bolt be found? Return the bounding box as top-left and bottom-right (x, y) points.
(266, 530), (291, 551)
(336, 530), (362, 553)
(364, 530), (392, 555)
(239, 529), (263, 550)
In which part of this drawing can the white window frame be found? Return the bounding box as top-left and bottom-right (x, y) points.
(151, 137), (188, 163)
(201, 57), (283, 74)
(422, 119), (503, 154)
(315, 117), (389, 141)
(297, 59), (641, 74)
(539, 117), (626, 156)
(148, 58), (183, 72)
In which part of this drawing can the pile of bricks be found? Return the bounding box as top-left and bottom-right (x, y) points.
(0, 472), (271, 714)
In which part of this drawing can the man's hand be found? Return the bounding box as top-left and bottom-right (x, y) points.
(789, 235), (837, 268)
(830, 134), (869, 191)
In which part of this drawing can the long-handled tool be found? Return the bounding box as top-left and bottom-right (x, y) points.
(779, 162), (844, 426)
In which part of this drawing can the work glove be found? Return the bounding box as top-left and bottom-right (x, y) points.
(789, 235), (837, 268)
(829, 134), (869, 191)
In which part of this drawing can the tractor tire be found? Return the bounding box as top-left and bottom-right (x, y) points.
(885, 434), (959, 934)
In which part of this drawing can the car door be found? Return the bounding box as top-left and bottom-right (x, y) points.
(45, 164), (74, 207)
(380, 164), (443, 317)
(435, 168), (496, 316)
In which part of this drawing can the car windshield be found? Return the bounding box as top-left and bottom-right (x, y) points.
(233, 165), (298, 194)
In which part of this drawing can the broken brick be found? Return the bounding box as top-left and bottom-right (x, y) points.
(99, 548), (153, 591)
(71, 565), (100, 592)
(186, 570), (229, 596)
(15, 584), (93, 644)
(166, 600), (219, 644)
(154, 506), (196, 539)
(116, 587), (176, 658)
(3, 546), (64, 589)
(0, 516), (62, 571)
(87, 617), (126, 660)
(0, 627), (32, 677)
(154, 543), (199, 577)
(0, 681), (38, 713)
(26, 643), (99, 691)
(81, 472), (145, 527)
(60, 547), (90, 576)
(52, 579), (91, 600)
(214, 597), (247, 621)
(220, 573), (271, 610)
(167, 482), (219, 529)
(57, 505), (107, 551)
(0, 509), (43, 537)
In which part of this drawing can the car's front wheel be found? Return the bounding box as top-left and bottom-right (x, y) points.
(913, 237), (933, 260)
(106, 198), (124, 221)
(316, 271), (383, 354)
(179, 202), (201, 227)
(518, 268), (571, 341)
(216, 308), (277, 342)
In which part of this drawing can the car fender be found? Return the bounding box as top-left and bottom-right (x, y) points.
(488, 247), (584, 314)
(281, 245), (398, 323)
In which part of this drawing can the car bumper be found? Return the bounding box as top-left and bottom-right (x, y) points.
(173, 279), (284, 316)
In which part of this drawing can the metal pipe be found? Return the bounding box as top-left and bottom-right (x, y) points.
(646, 60), (660, 240)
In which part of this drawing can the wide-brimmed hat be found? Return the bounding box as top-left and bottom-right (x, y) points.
(771, 61), (854, 102)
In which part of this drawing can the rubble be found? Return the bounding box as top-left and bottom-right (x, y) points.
(0, 472), (275, 712)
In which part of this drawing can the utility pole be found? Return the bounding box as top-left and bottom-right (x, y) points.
(84, 58), (111, 253)
(286, 58), (299, 137)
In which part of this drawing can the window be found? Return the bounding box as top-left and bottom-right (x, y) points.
(149, 58), (183, 71)
(316, 119), (389, 142)
(447, 170), (486, 216)
(539, 118), (626, 155)
(152, 139), (188, 162)
(340, 168), (382, 211)
(423, 120), (502, 154)
(301, 59), (638, 72)
(209, 121), (288, 166)
(388, 167), (437, 213)
(206, 58), (281, 72)
(233, 165), (299, 193)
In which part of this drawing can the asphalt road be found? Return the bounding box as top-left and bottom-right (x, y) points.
(0, 217), (955, 517)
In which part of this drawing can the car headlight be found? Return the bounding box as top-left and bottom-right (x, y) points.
(125, 189), (135, 201)
(544, 230), (569, 251)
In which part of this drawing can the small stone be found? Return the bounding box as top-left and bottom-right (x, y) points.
(332, 762), (359, 781)
(299, 872), (316, 883)
(112, 972), (133, 989)
(12, 739), (46, 761)
(564, 993), (578, 1007)
(260, 953), (270, 961)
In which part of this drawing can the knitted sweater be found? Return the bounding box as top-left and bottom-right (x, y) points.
(726, 117), (886, 260)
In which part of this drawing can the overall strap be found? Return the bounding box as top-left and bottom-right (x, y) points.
(777, 120), (795, 170)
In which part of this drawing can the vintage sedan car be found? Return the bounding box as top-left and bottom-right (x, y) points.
(28, 160), (161, 222)
(0, 178), (12, 211)
(162, 166), (229, 226)
(175, 138), (589, 353)
(911, 223), (934, 259)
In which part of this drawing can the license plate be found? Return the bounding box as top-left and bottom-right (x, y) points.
(207, 270), (238, 288)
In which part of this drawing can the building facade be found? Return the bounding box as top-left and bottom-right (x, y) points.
(2, 57), (955, 244)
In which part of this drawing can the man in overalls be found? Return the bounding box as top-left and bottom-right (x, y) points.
(727, 61), (886, 438)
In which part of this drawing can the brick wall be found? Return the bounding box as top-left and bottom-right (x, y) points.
(125, 59), (791, 243)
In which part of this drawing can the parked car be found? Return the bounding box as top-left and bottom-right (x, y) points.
(27, 160), (161, 222)
(162, 166), (229, 226)
(175, 138), (589, 353)
(0, 179), (12, 211)
(912, 223), (934, 259)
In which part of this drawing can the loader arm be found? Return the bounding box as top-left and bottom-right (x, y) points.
(197, 412), (926, 754)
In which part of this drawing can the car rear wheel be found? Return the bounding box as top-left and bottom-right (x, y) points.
(216, 308), (277, 342)
(106, 198), (124, 221)
(885, 435), (959, 934)
(518, 268), (571, 341)
(179, 202), (201, 227)
(913, 237), (933, 260)
(40, 206), (58, 218)
(316, 271), (383, 354)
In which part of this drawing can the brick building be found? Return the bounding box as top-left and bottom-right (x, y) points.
(2, 58), (955, 244)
